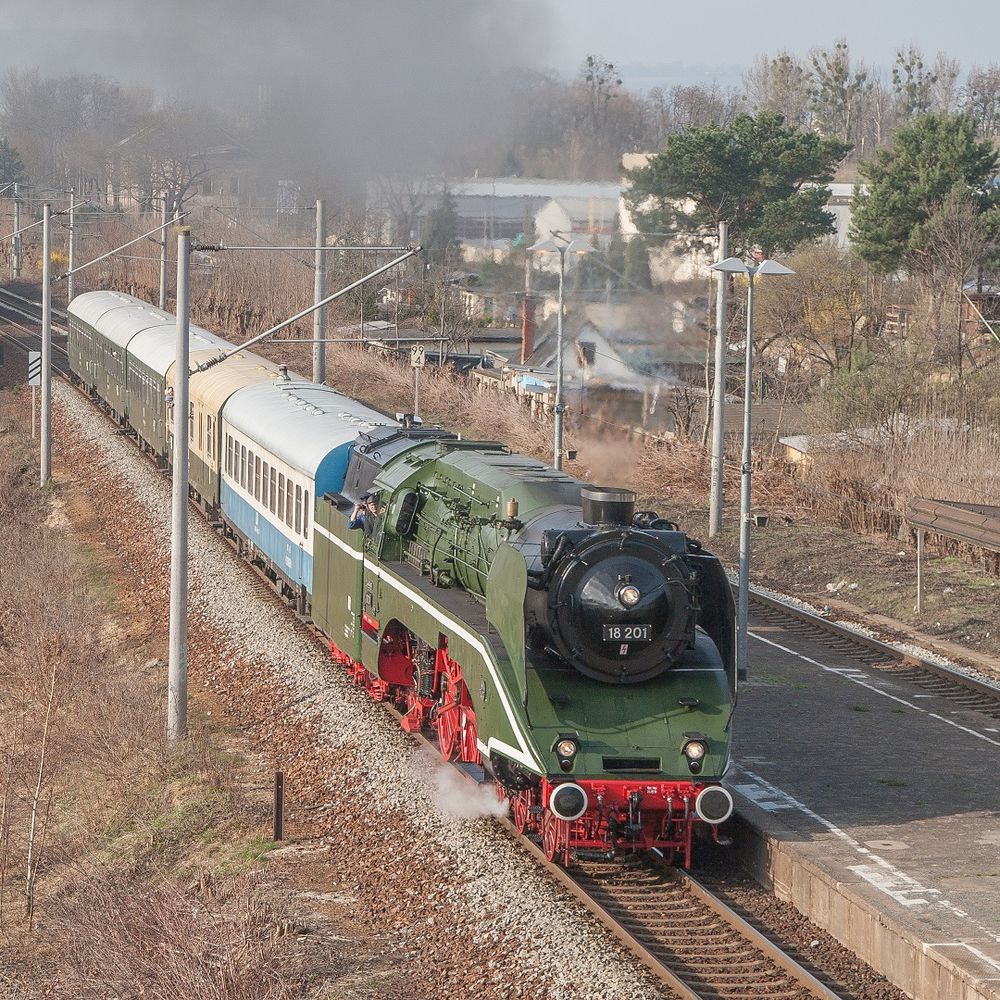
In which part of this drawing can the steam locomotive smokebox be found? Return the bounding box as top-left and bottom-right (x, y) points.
(581, 486), (636, 527)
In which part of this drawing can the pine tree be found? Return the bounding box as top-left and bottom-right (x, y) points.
(422, 188), (460, 267)
(624, 237), (653, 290)
(624, 111), (849, 258)
(851, 113), (1000, 272)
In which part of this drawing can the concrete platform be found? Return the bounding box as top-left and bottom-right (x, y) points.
(729, 609), (1000, 1000)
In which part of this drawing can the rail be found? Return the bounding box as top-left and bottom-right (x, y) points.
(748, 587), (1000, 712)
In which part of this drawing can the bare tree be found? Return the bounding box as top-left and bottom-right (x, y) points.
(931, 53), (961, 113)
(372, 175), (429, 244)
(809, 39), (872, 149)
(124, 101), (225, 214)
(919, 185), (997, 376)
(743, 52), (812, 129)
(581, 54), (623, 142)
(963, 64), (1000, 137)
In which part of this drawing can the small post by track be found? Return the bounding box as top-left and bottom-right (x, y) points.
(273, 771), (285, 841)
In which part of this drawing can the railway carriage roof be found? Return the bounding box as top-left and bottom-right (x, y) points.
(130, 323), (231, 378)
(180, 351), (281, 412)
(68, 291), (235, 373)
(223, 379), (397, 479)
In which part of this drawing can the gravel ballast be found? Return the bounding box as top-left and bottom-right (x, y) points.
(53, 381), (672, 1000)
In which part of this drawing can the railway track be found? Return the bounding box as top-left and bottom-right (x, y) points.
(516, 846), (846, 1000)
(0, 281), (939, 998)
(750, 590), (1000, 718)
(0, 285), (71, 374)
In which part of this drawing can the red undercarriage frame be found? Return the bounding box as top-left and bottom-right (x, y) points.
(328, 626), (716, 868)
(509, 778), (711, 868)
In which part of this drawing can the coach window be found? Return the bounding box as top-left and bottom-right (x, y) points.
(225, 435), (231, 475)
(269, 468), (276, 513)
(262, 460), (269, 498)
(240, 445), (247, 489)
(189, 402), (194, 441)
(198, 411), (203, 450)
(206, 415), (214, 459)
(278, 473), (286, 520)
(303, 491), (310, 536)
(251, 454), (259, 499)
(285, 478), (294, 528)
(295, 485), (302, 534)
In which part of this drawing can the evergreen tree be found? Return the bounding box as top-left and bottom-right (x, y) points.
(605, 233), (626, 276)
(624, 236), (653, 289)
(0, 139), (26, 184)
(625, 111), (849, 258)
(851, 113), (1000, 272)
(422, 187), (460, 267)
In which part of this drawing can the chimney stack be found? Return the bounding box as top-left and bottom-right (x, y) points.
(520, 296), (536, 364)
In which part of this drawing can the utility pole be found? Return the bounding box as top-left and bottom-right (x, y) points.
(11, 183), (20, 279)
(553, 244), (566, 471)
(359, 248), (365, 340)
(158, 195), (169, 309)
(40, 204), (51, 486)
(167, 225), (191, 742)
(312, 199), (326, 383)
(66, 189), (76, 302)
(708, 221), (728, 537)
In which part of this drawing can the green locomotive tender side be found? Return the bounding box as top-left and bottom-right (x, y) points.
(313, 423), (736, 866)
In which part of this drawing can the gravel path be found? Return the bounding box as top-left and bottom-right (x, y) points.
(54, 381), (673, 1000)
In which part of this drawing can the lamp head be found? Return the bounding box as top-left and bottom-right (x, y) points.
(710, 256), (749, 274)
(755, 259), (796, 276)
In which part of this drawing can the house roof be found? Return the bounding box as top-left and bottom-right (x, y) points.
(543, 196), (620, 225)
(439, 177), (621, 201)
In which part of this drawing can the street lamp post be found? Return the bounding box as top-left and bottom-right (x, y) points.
(709, 256), (795, 679)
(528, 234), (592, 470)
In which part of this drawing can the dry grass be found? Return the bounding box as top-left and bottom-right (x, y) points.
(0, 389), (305, 997)
(43, 870), (301, 1000)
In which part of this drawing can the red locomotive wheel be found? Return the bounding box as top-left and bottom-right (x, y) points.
(512, 793), (530, 833)
(541, 812), (561, 863)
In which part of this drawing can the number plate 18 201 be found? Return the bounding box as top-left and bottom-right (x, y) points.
(603, 624), (652, 642)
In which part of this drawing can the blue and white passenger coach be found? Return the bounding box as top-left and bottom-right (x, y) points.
(219, 376), (394, 602)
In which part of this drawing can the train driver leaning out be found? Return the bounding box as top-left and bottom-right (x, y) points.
(348, 492), (379, 537)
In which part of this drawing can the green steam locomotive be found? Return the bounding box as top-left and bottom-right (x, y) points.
(314, 419), (736, 867)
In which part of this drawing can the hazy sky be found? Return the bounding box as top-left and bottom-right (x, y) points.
(0, 2), (995, 95)
(545, 0), (1000, 90)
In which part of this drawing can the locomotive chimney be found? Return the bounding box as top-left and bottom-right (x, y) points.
(581, 486), (636, 527)
(279, 364), (289, 381)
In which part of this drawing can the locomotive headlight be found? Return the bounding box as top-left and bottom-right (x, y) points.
(683, 740), (707, 761)
(554, 736), (580, 772)
(618, 584), (641, 607)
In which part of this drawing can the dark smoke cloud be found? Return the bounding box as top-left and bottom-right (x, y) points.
(1, 1), (553, 192)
